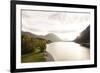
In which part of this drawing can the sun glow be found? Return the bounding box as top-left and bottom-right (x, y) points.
(55, 32), (81, 41)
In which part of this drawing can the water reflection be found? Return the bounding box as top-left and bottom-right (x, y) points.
(46, 42), (90, 61)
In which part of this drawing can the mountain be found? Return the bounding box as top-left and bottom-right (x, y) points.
(22, 31), (62, 42)
(74, 25), (90, 43)
(74, 25), (90, 47)
(21, 31), (38, 38)
(44, 33), (62, 42)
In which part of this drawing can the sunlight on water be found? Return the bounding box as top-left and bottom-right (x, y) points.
(46, 42), (90, 61)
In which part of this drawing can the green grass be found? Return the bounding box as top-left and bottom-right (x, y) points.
(21, 51), (46, 63)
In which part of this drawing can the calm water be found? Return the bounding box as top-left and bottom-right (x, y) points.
(46, 42), (90, 61)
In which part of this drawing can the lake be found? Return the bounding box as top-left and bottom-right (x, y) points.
(46, 42), (90, 61)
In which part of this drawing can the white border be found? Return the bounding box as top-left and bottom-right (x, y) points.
(16, 4), (94, 69)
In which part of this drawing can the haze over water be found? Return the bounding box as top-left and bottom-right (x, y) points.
(46, 42), (90, 61)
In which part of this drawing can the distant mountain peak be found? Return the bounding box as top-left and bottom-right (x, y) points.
(22, 31), (62, 42)
(45, 33), (62, 42)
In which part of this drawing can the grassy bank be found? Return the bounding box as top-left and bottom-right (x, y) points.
(21, 52), (46, 63)
(21, 32), (51, 63)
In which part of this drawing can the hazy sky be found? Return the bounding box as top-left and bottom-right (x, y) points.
(22, 10), (90, 41)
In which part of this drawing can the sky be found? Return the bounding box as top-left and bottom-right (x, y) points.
(22, 10), (90, 41)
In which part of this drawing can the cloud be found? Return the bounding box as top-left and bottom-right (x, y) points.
(22, 10), (90, 34)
